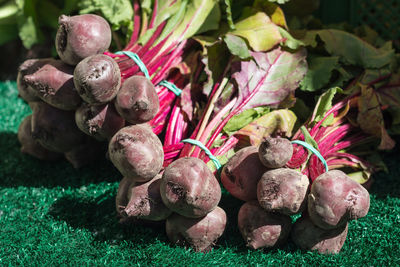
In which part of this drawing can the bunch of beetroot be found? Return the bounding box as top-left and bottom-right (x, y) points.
(16, 13), (165, 168)
(115, 153), (226, 252)
(221, 136), (370, 254)
(17, 14), (117, 167)
(14, 2), (376, 255)
(16, 8), (224, 253)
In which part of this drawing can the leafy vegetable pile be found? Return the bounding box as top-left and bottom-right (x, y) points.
(13, 0), (400, 255)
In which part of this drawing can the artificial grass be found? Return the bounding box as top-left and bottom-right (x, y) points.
(0, 80), (399, 266)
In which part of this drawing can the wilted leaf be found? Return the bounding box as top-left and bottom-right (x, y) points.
(235, 109), (297, 146)
(300, 56), (340, 92)
(357, 85), (395, 150)
(360, 68), (392, 86)
(375, 82), (400, 110)
(230, 12), (282, 51)
(302, 29), (395, 69)
(232, 47), (308, 111)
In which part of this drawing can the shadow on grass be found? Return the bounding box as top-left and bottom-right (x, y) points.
(48, 192), (168, 245)
(0, 132), (121, 188)
(48, 183), (302, 254)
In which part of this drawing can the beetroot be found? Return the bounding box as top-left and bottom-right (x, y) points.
(160, 157), (221, 218)
(55, 14), (111, 65)
(17, 58), (54, 102)
(75, 103), (125, 141)
(121, 174), (172, 221)
(291, 215), (348, 254)
(116, 177), (133, 216)
(23, 60), (81, 110)
(108, 124), (164, 182)
(238, 201), (292, 250)
(115, 76), (159, 124)
(166, 206), (227, 252)
(258, 137), (293, 168)
(30, 101), (86, 153)
(308, 170), (370, 230)
(73, 54), (121, 104)
(17, 115), (62, 161)
(221, 146), (268, 201)
(257, 168), (309, 215)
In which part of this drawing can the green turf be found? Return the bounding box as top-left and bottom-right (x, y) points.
(0, 81), (399, 266)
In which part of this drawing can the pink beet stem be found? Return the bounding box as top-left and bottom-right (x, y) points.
(205, 53), (284, 149)
(214, 135), (239, 157)
(148, 0), (158, 28)
(125, 0), (141, 48)
(324, 133), (367, 155)
(192, 97), (237, 158)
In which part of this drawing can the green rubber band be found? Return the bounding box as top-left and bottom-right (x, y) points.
(158, 80), (182, 96)
(182, 139), (222, 171)
(291, 140), (329, 173)
(115, 51), (150, 80)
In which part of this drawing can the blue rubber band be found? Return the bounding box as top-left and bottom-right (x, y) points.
(158, 80), (182, 96)
(291, 140), (329, 173)
(182, 139), (222, 171)
(115, 51), (150, 80)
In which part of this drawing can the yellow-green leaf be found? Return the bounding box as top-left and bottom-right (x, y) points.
(253, 0), (287, 29)
(235, 109), (297, 146)
(230, 12), (282, 52)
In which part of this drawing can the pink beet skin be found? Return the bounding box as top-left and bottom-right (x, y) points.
(23, 60), (81, 110)
(257, 168), (310, 215)
(115, 76), (159, 124)
(116, 177), (133, 216)
(160, 157), (221, 218)
(122, 174), (172, 221)
(56, 14), (112, 65)
(308, 170), (370, 230)
(291, 215), (349, 254)
(75, 103), (125, 141)
(17, 58), (54, 102)
(238, 201), (292, 250)
(166, 206), (227, 252)
(108, 125), (164, 182)
(258, 137), (293, 168)
(221, 146), (268, 201)
(73, 54), (121, 104)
